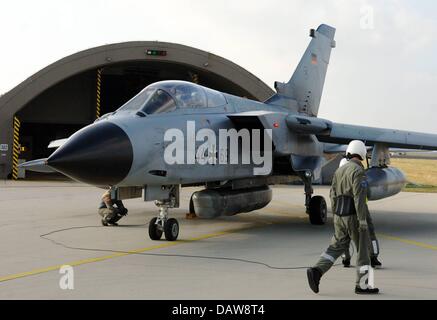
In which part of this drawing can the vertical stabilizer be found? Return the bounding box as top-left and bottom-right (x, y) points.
(269, 24), (336, 116)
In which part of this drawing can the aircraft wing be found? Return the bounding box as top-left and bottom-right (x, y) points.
(228, 112), (437, 153)
(323, 143), (431, 154)
(283, 114), (437, 151)
(317, 122), (437, 150)
(323, 143), (372, 153)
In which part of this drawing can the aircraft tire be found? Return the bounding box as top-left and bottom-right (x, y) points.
(308, 196), (327, 225)
(164, 218), (179, 241)
(148, 217), (163, 240)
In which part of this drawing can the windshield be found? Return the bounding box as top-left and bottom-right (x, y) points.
(142, 89), (176, 114)
(117, 87), (176, 115)
(117, 88), (155, 112)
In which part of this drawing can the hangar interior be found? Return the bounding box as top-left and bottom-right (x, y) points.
(12, 61), (261, 178)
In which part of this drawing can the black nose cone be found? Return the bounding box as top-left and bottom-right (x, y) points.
(47, 121), (133, 186)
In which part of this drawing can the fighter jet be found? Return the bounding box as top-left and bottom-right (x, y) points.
(21, 24), (437, 241)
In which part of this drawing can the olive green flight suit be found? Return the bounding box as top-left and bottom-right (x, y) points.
(343, 206), (379, 261)
(313, 159), (372, 286)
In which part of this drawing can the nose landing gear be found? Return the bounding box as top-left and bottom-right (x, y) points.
(148, 217), (163, 240)
(148, 185), (180, 241)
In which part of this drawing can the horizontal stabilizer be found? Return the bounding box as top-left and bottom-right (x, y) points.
(18, 158), (56, 173)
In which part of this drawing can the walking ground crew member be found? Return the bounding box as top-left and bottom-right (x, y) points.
(338, 159), (382, 269)
(98, 190), (128, 226)
(307, 140), (379, 294)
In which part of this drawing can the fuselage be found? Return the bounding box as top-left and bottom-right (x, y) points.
(46, 80), (296, 188)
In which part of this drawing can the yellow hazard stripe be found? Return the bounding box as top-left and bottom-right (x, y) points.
(12, 116), (20, 180)
(191, 73), (199, 84)
(96, 69), (102, 119)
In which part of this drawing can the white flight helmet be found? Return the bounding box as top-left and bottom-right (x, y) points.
(346, 140), (367, 160)
(339, 158), (349, 167)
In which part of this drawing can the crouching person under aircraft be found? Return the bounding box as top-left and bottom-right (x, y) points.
(338, 158), (382, 269)
(98, 190), (128, 226)
(307, 140), (379, 295)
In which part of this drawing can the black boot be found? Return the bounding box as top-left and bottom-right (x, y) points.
(101, 218), (118, 226)
(342, 258), (351, 268)
(307, 268), (322, 293)
(371, 256), (382, 268)
(355, 286), (379, 294)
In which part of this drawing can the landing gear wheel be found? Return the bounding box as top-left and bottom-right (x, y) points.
(164, 218), (179, 241)
(308, 196), (327, 225)
(148, 217), (163, 240)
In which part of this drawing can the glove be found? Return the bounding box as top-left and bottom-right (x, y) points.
(359, 220), (368, 232)
(121, 208), (128, 216)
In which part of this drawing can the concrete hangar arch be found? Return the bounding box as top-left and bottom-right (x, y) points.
(0, 41), (274, 179)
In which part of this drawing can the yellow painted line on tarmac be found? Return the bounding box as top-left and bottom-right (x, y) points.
(0, 223), (267, 284)
(378, 233), (437, 251)
(0, 205), (314, 284)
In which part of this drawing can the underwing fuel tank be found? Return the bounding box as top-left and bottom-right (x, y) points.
(366, 167), (407, 201)
(192, 186), (272, 219)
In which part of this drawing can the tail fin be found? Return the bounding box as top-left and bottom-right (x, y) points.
(267, 24), (336, 116)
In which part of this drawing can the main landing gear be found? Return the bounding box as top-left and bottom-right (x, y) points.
(308, 196), (327, 225)
(148, 185), (180, 241)
(301, 171), (327, 225)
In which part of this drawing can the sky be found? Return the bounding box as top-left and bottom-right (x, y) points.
(0, 0), (436, 133)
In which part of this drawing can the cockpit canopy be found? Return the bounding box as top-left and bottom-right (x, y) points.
(117, 80), (227, 115)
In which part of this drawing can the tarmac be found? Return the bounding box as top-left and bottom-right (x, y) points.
(1, 180), (437, 299)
